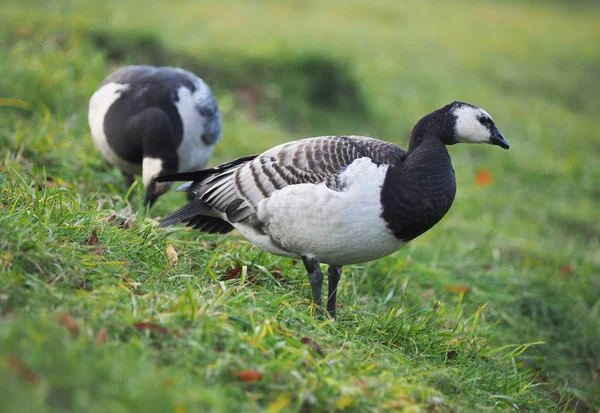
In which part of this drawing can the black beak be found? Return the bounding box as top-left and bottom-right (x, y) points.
(144, 195), (157, 208)
(490, 127), (510, 150)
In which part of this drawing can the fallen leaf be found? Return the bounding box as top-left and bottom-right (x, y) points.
(134, 322), (168, 336)
(83, 230), (104, 255)
(105, 213), (133, 229)
(120, 219), (133, 229)
(166, 245), (178, 266)
(0, 202), (8, 209)
(56, 313), (79, 336)
(223, 267), (243, 280)
(235, 370), (263, 382)
(221, 266), (255, 281)
(559, 264), (574, 275)
(475, 169), (494, 187)
(336, 394), (356, 409)
(444, 285), (471, 294)
(10, 354), (38, 384)
(483, 264), (492, 271)
(444, 350), (459, 360)
(96, 328), (108, 345)
(266, 394), (292, 413)
(300, 337), (324, 357)
(83, 230), (99, 246)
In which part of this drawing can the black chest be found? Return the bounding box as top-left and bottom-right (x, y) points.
(380, 148), (457, 242)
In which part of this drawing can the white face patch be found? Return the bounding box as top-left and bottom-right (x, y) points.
(452, 105), (493, 144)
(142, 157), (164, 189)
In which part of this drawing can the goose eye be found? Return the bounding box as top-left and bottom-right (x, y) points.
(478, 116), (489, 125)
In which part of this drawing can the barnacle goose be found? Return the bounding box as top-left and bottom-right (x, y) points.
(156, 101), (509, 317)
(88, 65), (223, 206)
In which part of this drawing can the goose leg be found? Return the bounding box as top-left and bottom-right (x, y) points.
(327, 265), (342, 318)
(302, 256), (324, 307)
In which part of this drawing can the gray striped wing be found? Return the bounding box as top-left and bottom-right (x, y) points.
(191, 135), (407, 223)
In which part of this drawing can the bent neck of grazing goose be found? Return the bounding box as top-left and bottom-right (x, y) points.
(380, 131), (457, 242)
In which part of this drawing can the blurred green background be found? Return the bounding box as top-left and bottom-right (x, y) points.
(1, 0), (599, 412)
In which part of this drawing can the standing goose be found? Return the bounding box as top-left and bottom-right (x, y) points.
(156, 101), (509, 317)
(88, 65), (223, 206)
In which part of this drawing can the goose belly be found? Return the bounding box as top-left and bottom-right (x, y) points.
(243, 159), (405, 265)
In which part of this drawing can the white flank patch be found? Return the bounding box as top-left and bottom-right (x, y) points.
(142, 157), (164, 189)
(88, 82), (141, 175)
(235, 157), (405, 265)
(174, 83), (216, 172)
(453, 105), (493, 144)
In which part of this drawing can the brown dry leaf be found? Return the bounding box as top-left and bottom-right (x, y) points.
(134, 322), (168, 336)
(236, 370), (263, 382)
(166, 245), (178, 266)
(56, 313), (80, 336)
(483, 264), (492, 271)
(120, 219), (133, 229)
(96, 328), (108, 345)
(0, 202), (8, 209)
(83, 230), (100, 246)
(300, 337), (324, 357)
(221, 266), (254, 281)
(10, 354), (38, 384)
(444, 285), (471, 294)
(105, 213), (133, 229)
(83, 230), (104, 255)
(559, 264), (574, 275)
(475, 169), (494, 187)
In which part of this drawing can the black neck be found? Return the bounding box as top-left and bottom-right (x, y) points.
(380, 136), (456, 242)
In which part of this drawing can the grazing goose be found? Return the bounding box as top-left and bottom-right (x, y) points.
(156, 101), (509, 317)
(88, 65), (223, 206)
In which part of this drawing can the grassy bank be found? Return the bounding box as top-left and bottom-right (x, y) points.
(1, 0), (599, 411)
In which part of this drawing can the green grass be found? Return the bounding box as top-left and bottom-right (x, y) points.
(1, 0), (599, 411)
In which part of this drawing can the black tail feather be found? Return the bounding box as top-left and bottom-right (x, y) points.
(159, 200), (212, 227)
(154, 154), (258, 183)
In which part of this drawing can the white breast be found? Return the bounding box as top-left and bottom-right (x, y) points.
(233, 158), (405, 265)
(174, 85), (214, 172)
(88, 82), (141, 175)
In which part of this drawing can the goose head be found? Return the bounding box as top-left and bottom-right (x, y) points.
(449, 101), (509, 149)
